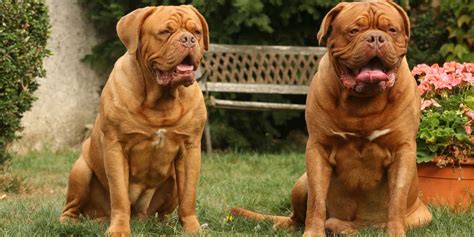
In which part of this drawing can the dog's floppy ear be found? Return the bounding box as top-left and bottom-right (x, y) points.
(316, 2), (348, 46)
(117, 7), (156, 54)
(185, 5), (209, 50)
(387, 0), (411, 39)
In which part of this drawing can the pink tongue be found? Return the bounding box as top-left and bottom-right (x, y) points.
(177, 64), (194, 73)
(356, 69), (388, 82)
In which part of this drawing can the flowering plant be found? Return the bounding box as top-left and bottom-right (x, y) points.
(413, 62), (474, 166)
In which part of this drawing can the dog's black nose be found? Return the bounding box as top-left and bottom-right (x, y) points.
(179, 33), (196, 48)
(366, 32), (386, 48)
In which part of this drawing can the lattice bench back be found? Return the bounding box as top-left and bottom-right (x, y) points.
(199, 44), (326, 95)
(200, 44), (326, 86)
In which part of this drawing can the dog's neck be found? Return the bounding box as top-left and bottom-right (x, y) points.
(112, 53), (189, 127)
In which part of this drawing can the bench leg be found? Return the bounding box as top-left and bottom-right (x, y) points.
(204, 119), (212, 154)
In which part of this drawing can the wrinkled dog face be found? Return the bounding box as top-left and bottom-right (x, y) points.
(318, 1), (410, 96)
(117, 5), (209, 88)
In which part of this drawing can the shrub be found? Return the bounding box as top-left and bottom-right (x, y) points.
(407, 10), (447, 67)
(0, 0), (50, 164)
(439, 0), (474, 62)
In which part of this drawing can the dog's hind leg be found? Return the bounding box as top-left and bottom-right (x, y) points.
(60, 140), (93, 223)
(147, 173), (178, 221)
(405, 198), (432, 229)
(82, 175), (110, 220)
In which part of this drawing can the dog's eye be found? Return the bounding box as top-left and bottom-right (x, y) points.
(388, 27), (397, 33)
(349, 28), (360, 35)
(159, 29), (171, 35)
(194, 30), (201, 36)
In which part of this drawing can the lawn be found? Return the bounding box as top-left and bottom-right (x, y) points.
(0, 150), (473, 236)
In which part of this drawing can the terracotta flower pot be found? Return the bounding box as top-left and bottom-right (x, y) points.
(417, 159), (474, 209)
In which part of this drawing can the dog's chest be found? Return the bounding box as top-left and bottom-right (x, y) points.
(127, 129), (184, 187)
(330, 131), (393, 191)
(122, 129), (183, 211)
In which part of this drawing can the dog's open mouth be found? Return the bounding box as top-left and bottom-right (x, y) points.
(354, 57), (389, 83)
(340, 57), (397, 94)
(154, 56), (196, 87)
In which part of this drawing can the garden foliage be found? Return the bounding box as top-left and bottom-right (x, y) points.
(0, 1), (50, 164)
(439, 0), (474, 62)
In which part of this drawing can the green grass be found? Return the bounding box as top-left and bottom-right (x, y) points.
(0, 150), (473, 236)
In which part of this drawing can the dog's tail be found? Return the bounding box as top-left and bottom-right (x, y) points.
(230, 207), (297, 229)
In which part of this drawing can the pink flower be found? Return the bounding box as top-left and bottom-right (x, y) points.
(427, 72), (452, 91)
(466, 110), (474, 120)
(420, 99), (432, 110)
(425, 73), (439, 87)
(465, 125), (472, 135)
(461, 72), (474, 84)
(430, 63), (444, 75)
(441, 72), (462, 89)
(443, 61), (457, 73)
(434, 73), (451, 89)
(464, 63), (474, 73)
(417, 80), (432, 95)
(420, 98), (441, 110)
(411, 64), (430, 76)
(413, 62), (471, 96)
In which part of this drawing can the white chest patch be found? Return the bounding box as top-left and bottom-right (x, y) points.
(331, 130), (359, 140)
(331, 129), (392, 141)
(152, 128), (167, 147)
(367, 129), (392, 141)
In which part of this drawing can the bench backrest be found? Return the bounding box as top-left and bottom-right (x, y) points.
(199, 44), (326, 95)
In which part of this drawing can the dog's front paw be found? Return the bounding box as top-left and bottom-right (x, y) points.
(106, 226), (130, 237)
(302, 230), (326, 237)
(59, 214), (79, 224)
(386, 221), (406, 237)
(180, 215), (201, 234)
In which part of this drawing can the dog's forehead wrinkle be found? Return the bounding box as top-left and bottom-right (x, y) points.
(338, 3), (398, 31)
(154, 10), (184, 28)
(175, 8), (199, 27)
(184, 18), (199, 30)
(355, 16), (369, 27)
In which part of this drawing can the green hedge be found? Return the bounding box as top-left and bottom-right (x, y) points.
(0, 0), (50, 164)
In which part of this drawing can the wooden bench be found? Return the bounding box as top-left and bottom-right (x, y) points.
(197, 44), (326, 153)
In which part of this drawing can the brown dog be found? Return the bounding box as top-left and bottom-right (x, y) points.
(59, 5), (209, 236)
(232, 1), (432, 236)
